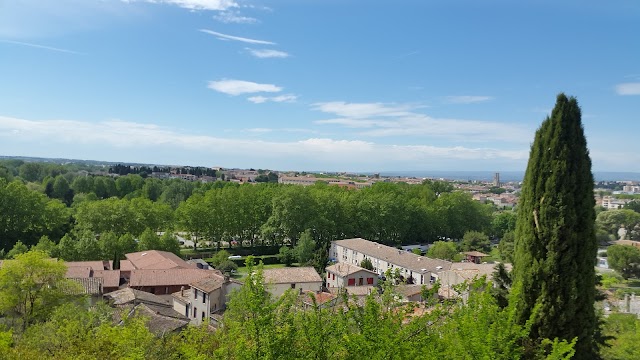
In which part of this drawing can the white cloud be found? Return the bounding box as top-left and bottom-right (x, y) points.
(214, 11), (258, 24)
(248, 94), (297, 103)
(129, 0), (237, 11)
(208, 79), (282, 95)
(615, 83), (640, 95)
(312, 101), (531, 142)
(0, 115), (530, 170)
(199, 29), (274, 45)
(247, 96), (268, 104)
(312, 102), (415, 118)
(0, 39), (82, 54)
(246, 48), (289, 58)
(444, 96), (494, 104)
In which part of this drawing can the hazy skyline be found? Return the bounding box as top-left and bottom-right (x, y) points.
(1, 1), (639, 172)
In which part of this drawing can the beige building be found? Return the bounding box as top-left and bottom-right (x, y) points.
(330, 238), (452, 285)
(262, 267), (323, 297)
(172, 273), (242, 326)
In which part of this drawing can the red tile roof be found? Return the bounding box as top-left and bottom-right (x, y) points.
(66, 266), (91, 278)
(93, 270), (121, 288)
(129, 269), (213, 287)
(125, 250), (196, 270)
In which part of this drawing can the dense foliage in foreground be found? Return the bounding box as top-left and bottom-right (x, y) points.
(0, 260), (577, 360)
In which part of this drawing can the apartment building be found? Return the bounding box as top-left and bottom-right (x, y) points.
(330, 238), (452, 285)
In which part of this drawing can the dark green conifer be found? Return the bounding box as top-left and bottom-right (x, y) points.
(512, 94), (597, 359)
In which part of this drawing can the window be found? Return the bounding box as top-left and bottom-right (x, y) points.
(358, 277), (363, 286)
(332, 273), (335, 280)
(367, 277), (374, 285)
(348, 278), (355, 286)
(202, 292), (206, 303)
(202, 311), (205, 321)
(291, 283), (296, 289)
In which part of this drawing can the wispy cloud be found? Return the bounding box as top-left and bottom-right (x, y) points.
(199, 29), (275, 45)
(128, 0), (237, 11)
(0, 115), (529, 169)
(0, 39), (82, 54)
(208, 79), (282, 95)
(246, 48), (289, 58)
(615, 83), (640, 96)
(214, 11), (258, 24)
(312, 102), (415, 118)
(248, 94), (297, 103)
(444, 96), (494, 104)
(312, 101), (531, 142)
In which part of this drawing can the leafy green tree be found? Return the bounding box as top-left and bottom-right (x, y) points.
(6, 241), (28, 259)
(606, 245), (640, 279)
(142, 178), (164, 201)
(601, 313), (640, 360)
(159, 231), (181, 255)
(461, 230), (491, 253)
(427, 241), (459, 261)
(0, 180), (70, 252)
(625, 200), (640, 214)
(75, 229), (101, 261)
(0, 251), (80, 332)
(32, 235), (56, 257)
(18, 162), (44, 182)
(217, 260), (238, 274)
(52, 176), (73, 205)
(360, 257), (374, 271)
(294, 229), (316, 264)
(210, 249), (232, 268)
(596, 209), (640, 240)
(492, 211), (517, 238)
(56, 234), (78, 261)
(512, 94), (598, 359)
(262, 186), (316, 246)
(71, 175), (93, 194)
(137, 228), (161, 251)
(499, 231), (516, 263)
(278, 246), (295, 266)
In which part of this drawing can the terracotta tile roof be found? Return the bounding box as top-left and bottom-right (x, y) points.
(119, 260), (136, 271)
(262, 267), (322, 284)
(299, 291), (337, 306)
(93, 270), (122, 288)
(66, 266), (91, 278)
(129, 269), (213, 287)
(334, 238), (453, 274)
(448, 263), (497, 277)
(326, 263), (377, 277)
(190, 274), (226, 293)
(65, 261), (110, 271)
(104, 288), (170, 306)
(125, 250), (196, 270)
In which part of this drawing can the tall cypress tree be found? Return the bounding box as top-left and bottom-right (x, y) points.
(512, 94), (597, 359)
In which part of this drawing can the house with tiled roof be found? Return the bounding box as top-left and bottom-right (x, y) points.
(262, 267), (323, 297)
(172, 273), (242, 326)
(129, 268), (215, 295)
(330, 238), (452, 285)
(325, 263), (378, 288)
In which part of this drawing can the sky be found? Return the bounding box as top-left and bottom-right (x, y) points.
(0, 0), (639, 173)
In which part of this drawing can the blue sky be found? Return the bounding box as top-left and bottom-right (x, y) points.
(0, 0), (638, 172)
